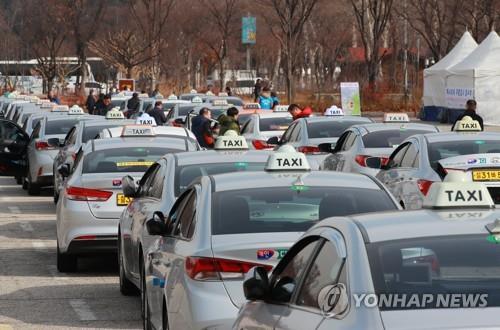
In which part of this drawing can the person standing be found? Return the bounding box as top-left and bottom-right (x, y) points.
(85, 89), (96, 114)
(271, 91), (279, 110)
(258, 87), (274, 110)
(253, 79), (262, 102)
(191, 108), (215, 148)
(217, 107), (240, 136)
(288, 104), (312, 121)
(147, 101), (167, 125)
(225, 86), (233, 96)
(95, 94), (113, 116)
(125, 92), (141, 118)
(452, 99), (484, 131)
(48, 90), (60, 105)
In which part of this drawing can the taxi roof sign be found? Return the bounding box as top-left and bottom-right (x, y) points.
(218, 92), (228, 97)
(265, 145), (311, 172)
(52, 105), (69, 112)
(214, 130), (248, 150)
(190, 89), (197, 94)
(192, 96), (203, 103)
(453, 116), (482, 132)
(212, 99), (228, 106)
(105, 108), (125, 119)
(243, 103), (261, 110)
(206, 91), (215, 96)
(40, 102), (54, 109)
(121, 125), (156, 137)
(383, 113), (410, 123)
(136, 113), (157, 126)
(274, 105), (289, 112)
(167, 94), (178, 100)
(423, 180), (494, 209)
(68, 105), (85, 115)
(138, 93), (149, 98)
(324, 106), (344, 116)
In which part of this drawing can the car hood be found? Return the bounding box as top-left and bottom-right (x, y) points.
(380, 308), (500, 329)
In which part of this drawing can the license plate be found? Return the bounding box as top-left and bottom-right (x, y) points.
(116, 194), (132, 206)
(472, 170), (500, 181)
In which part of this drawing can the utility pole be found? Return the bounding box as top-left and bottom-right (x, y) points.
(403, 0), (409, 111)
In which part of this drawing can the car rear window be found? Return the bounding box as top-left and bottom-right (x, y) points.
(46, 119), (81, 135)
(83, 147), (169, 173)
(175, 162), (266, 196)
(428, 140), (500, 166)
(82, 125), (124, 143)
(307, 120), (368, 138)
(178, 105), (199, 116)
(362, 129), (432, 148)
(259, 117), (293, 131)
(367, 235), (500, 310)
(212, 187), (396, 235)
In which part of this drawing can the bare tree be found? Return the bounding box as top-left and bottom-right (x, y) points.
(129, 0), (176, 90)
(460, 0), (500, 41)
(350, 0), (393, 89)
(201, 0), (238, 90)
(64, 0), (106, 95)
(260, 0), (320, 103)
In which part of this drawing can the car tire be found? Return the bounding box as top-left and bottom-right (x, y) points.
(57, 243), (77, 272)
(15, 176), (22, 185)
(118, 235), (139, 296)
(27, 173), (40, 196)
(22, 177), (27, 190)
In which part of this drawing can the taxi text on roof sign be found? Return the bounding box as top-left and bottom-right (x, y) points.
(121, 125), (156, 137)
(324, 106), (344, 116)
(218, 92), (228, 97)
(52, 105), (69, 112)
(243, 103), (261, 110)
(212, 99), (229, 106)
(68, 105), (84, 115)
(265, 145), (311, 171)
(105, 108), (125, 119)
(214, 130), (249, 150)
(383, 113), (410, 123)
(40, 102), (54, 109)
(191, 96), (203, 104)
(167, 94), (178, 100)
(453, 116), (482, 132)
(273, 105), (289, 112)
(423, 172), (494, 209)
(136, 113), (157, 126)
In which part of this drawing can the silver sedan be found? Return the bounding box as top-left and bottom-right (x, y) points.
(141, 161), (399, 329)
(241, 112), (293, 150)
(56, 134), (199, 272)
(376, 131), (500, 209)
(235, 205), (500, 329)
(320, 123), (439, 176)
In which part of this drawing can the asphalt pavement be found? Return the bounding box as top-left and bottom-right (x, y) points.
(0, 177), (141, 329)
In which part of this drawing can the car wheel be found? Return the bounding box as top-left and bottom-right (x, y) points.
(162, 300), (169, 330)
(118, 235), (139, 296)
(22, 177), (27, 190)
(27, 173), (40, 196)
(57, 242), (77, 272)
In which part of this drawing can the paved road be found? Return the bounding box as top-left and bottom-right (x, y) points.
(0, 177), (141, 329)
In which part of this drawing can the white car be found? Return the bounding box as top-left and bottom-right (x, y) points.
(241, 112), (293, 150)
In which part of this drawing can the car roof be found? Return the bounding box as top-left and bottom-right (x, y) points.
(423, 131), (500, 143)
(86, 136), (190, 152)
(168, 149), (273, 166)
(210, 171), (382, 192)
(255, 112), (292, 119)
(81, 119), (134, 128)
(341, 209), (499, 243)
(303, 116), (373, 123)
(351, 122), (439, 133)
(102, 125), (193, 138)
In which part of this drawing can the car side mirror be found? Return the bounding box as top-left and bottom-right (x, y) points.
(266, 136), (279, 145)
(365, 156), (382, 169)
(58, 163), (71, 178)
(270, 276), (295, 303)
(146, 211), (167, 236)
(243, 266), (270, 301)
(317, 283), (349, 319)
(122, 175), (137, 198)
(174, 118), (185, 125)
(318, 142), (336, 153)
(47, 137), (63, 148)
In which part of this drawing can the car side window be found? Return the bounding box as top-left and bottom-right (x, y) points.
(138, 165), (159, 197)
(390, 143), (410, 168)
(167, 189), (192, 233)
(149, 164), (165, 199)
(289, 123), (302, 142)
(31, 122), (41, 140)
(296, 240), (345, 309)
(342, 132), (356, 151)
(72, 148), (84, 171)
(176, 190), (197, 239)
(64, 127), (76, 146)
(242, 119), (254, 134)
(281, 123), (296, 143)
(0, 120), (24, 141)
(401, 143), (419, 168)
(270, 237), (321, 303)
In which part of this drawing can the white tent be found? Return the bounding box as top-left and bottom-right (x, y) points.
(447, 31), (500, 125)
(423, 31), (477, 117)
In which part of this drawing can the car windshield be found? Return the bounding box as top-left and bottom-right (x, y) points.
(362, 129), (432, 148)
(175, 162), (266, 196)
(46, 119), (81, 135)
(428, 140), (500, 167)
(111, 100), (126, 110)
(83, 147), (169, 173)
(308, 120), (368, 138)
(367, 235), (500, 310)
(178, 105), (199, 116)
(259, 117), (293, 131)
(212, 187), (396, 235)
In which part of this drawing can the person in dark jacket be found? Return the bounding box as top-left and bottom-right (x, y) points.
(288, 104), (312, 121)
(85, 89), (96, 114)
(191, 108), (214, 148)
(217, 107), (240, 136)
(125, 93), (141, 118)
(253, 79), (262, 102)
(452, 99), (484, 131)
(48, 90), (61, 105)
(95, 94), (113, 116)
(147, 101), (167, 125)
